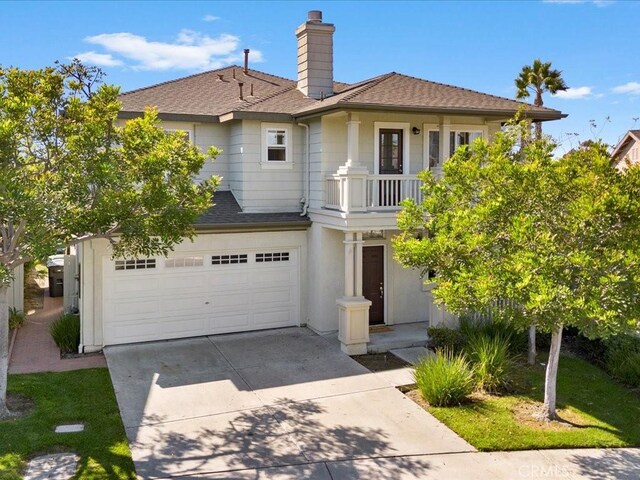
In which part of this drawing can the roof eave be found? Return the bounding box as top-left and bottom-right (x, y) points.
(118, 110), (220, 123)
(218, 111), (295, 123)
(294, 103), (566, 122)
(194, 221), (311, 233)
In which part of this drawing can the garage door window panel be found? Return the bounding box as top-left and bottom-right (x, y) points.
(211, 254), (248, 265)
(115, 258), (156, 271)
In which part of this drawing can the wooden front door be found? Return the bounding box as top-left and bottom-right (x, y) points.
(362, 246), (384, 325)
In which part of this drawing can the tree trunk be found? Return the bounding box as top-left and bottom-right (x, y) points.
(540, 324), (563, 421)
(534, 121), (542, 140)
(0, 284), (11, 418)
(528, 323), (537, 365)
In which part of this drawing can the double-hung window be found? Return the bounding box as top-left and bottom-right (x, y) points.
(262, 124), (292, 169)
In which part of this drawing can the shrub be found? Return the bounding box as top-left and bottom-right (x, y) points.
(8, 307), (25, 330)
(427, 326), (467, 353)
(460, 316), (527, 355)
(605, 335), (640, 388)
(563, 326), (607, 368)
(465, 333), (513, 393)
(50, 313), (80, 354)
(414, 349), (474, 406)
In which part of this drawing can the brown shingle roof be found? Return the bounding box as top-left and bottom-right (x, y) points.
(119, 68), (564, 121)
(294, 72), (562, 119)
(119, 66), (297, 118)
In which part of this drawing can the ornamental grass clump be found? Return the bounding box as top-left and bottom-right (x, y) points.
(50, 313), (80, 355)
(465, 333), (513, 393)
(414, 349), (474, 407)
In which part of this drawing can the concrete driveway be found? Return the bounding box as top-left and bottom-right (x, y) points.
(105, 327), (473, 479)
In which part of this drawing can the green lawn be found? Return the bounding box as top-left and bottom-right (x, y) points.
(0, 368), (136, 479)
(421, 355), (640, 451)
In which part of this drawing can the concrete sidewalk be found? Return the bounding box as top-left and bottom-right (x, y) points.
(173, 447), (640, 479)
(9, 291), (106, 374)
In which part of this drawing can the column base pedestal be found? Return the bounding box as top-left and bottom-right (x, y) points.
(337, 296), (372, 355)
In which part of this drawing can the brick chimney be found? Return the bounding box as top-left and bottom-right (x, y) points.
(296, 10), (335, 99)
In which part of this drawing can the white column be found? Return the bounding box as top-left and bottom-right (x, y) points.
(346, 113), (361, 167)
(354, 232), (364, 297)
(440, 116), (451, 165)
(344, 232), (355, 297)
(337, 230), (370, 355)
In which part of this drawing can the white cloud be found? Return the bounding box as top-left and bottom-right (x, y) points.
(612, 82), (640, 95)
(72, 51), (123, 67)
(554, 86), (593, 100)
(202, 14), (219, 22)
(79, 30), (262, 71)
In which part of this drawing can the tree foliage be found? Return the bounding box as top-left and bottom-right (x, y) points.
(393, 121), (640, 418)
(0, 61), (219, 281)
(0, 61), (219, 416)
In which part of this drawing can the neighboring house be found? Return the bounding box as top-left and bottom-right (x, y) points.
(611, 129), (640, 170)
(70, 11), (564, 355)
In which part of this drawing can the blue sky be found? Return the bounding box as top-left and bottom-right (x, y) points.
(2, 0), (639, 152)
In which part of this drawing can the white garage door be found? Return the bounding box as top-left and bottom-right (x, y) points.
(102, 248), (299, 345)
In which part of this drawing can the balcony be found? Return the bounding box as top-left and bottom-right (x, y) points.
(325, 174), (423, 213)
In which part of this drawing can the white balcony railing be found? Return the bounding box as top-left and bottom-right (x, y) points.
(324, 174), (422, 212)
(366, 175), (423, 210)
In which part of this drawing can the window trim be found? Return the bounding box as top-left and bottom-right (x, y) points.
(374, 122), (410, 175)
(261, 123), (293, 170)
(423, 123), (488, 169)
(423, 123), (440, 170)
(164, 127), (194, 143)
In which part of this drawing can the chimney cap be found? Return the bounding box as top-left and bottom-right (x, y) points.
(307, 10), (322, 23)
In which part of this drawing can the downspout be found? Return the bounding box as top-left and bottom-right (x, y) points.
(298, 122), (310, 216)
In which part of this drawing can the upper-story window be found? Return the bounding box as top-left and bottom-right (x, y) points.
(262, 123), (293, 169)
(449, 130), (483, 157)
(164, 128), (192, 142)
(424, 125), (486, 170)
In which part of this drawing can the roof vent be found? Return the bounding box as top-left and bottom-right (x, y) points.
(238, 82), (244, 100)
(217, 74), (224, 81)
(244, 49), (250, 74)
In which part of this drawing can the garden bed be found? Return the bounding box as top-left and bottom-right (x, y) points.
(406, 354), (640, 451)
(351, 352), (410, 372)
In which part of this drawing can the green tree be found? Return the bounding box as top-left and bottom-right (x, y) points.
(393, 122), (640, 420)
(515, 59), (568, 139)
(0, 61), (219, 417)
(516, 60), (568, 363)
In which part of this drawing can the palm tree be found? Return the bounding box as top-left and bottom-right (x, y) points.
(515, 59), (568, 139)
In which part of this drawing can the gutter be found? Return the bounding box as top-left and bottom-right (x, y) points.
(293, 104), (567, 122)
(193, 221), (311, 234)
(298, 122), (310, 216)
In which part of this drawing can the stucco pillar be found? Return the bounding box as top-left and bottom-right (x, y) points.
(337, 231), (371, 355)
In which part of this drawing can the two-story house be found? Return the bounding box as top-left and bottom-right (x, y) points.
(71, 11), (564, 355)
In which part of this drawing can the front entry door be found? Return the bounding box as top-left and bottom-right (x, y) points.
(362, 246), (384, 325)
